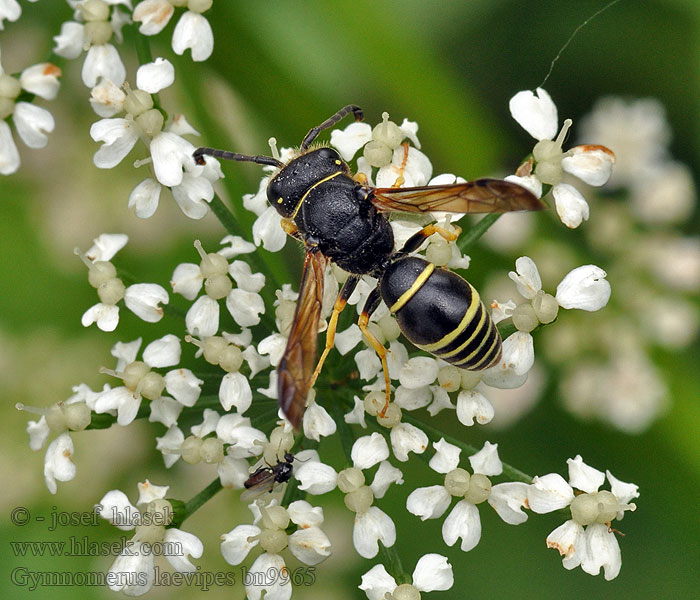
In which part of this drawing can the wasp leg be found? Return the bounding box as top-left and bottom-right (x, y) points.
(390, 142), (411, 188)
(309, 275), (360, 390)
(396, 223), (462, 256)
(193, 147), (283, 168)
(301, 105), (364, 150)
(281, 217), (304, 241)
(354, 172), (370, 186)
(358, 287), (392, 418)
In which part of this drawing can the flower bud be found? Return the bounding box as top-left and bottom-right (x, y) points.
(200, 437), (224, 463)
(363, 140), (393, 168)
(219, 345), (243, 372)
(0, 74), (22, 99)
(124, 89), (153, 117)
(344, 485), (374, 513)
(82, 0), (110, 22)
(135, 108), (164, 137)
(122, 361), (150, 390)
(532, 290), (559, 324)
(392, 583), (421, 600)
(188, 0), (213, 12)
(372, 113), (404, 148)
(512, 302), (539, 333)
(204, 274), (233, 300)
(97, 277), (126, 305)
(363, 391), (384, 417)
(88, 260), (117, 288)
(464, 473), (491, 504)
(83, 21), (113, 46)
(64, 402), (91, 431)
(337, 467), (365, 493)
(376, 403), (401, 428)
(444, 468), (470, 497)
(139, 371), (165, 400)
(201, 335), (227, 365)
(181, 435), (203, 464)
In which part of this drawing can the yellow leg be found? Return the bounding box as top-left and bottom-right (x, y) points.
(358, 311), (391, 418)
(419, 222), (461, 243)
(391, 142), (411, 188)
(309, 276), (359, 390)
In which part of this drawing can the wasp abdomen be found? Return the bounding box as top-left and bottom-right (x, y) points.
(379, 256), (501, 370)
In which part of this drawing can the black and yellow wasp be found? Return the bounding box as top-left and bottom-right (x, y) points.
(194, 105), (545, 428)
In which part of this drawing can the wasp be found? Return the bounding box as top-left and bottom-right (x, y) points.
(240, 451), (295, 503)
(194, 105), (545, 429)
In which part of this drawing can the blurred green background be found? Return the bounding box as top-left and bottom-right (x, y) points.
(2, 1), (699, 598)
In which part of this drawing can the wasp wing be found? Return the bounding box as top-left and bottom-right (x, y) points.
(277, 249), (327, 429)
(370, 179), (545, 214)
(240, 467), (276, 503)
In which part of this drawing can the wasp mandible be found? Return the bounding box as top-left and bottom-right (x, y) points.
(194, 105), (546, 429)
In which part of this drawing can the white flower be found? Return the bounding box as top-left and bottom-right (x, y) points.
(510, 87), (615, 228)
(359, 554), (453, 599)
(44, 433), (76, 494)
(0, 58), (61, 175)
(97, 480), (203, 596)
(527, 456), (638, 580)
(94, 336), (186, 426)
(134, 0), (214, 61)
(406, 440), (526, 552)
(53, 1), (128, 88)
(77, 233), (170, 331)
(353, 506), (396, 559)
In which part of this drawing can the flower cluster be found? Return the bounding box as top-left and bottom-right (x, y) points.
(6, 6), (652, 595)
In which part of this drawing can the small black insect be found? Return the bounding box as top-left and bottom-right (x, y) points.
(194, 105), (546, 429)
(240, 452), (295, 502)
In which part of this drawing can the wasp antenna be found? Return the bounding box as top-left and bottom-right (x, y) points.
(300, 104), (364, 150)
(192, 146), (283, 168)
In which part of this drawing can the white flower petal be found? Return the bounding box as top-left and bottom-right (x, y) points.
(19, 63), (61, 100)
(508, 256), (542, 299)
(81, 302), (120, 331)
(172, 11), (213, 62)
(229, 260), (265, 293)
(170, 262), (202, 300)
(504, 173), (543, 198)
(186, 295), (219, 337)
(107, 542), (154, 595)
(111, 338), (142, 369)
(429, 438), (461, 474)
(442, 499), (481, 552)
(90, 118), (138, 168)
(143, 334), (181, 367)
(412, 554), (453, 592)
(226, 288), (265, 327)
(136, 57), (175, 93)
(124, 283), (168, 322)
(469, 441), (502, 476)
(605, 470), (640, 505)
(252, 205), (286, 252)
(133, 0), (174, 35)
(164, 368), (202, 407)
(567, 455), (605, 493)
(129, 177), (162, 218)
(406, 485), (451, 521)
(13, 102), (54, 148)
(528, 473), (575, 513)
(394, 384), (432, 411)
(546, 519), (583, 560)
(44, 433), (76, 494)
(86, 233), (128, 262)
(351, 433), (389, 470)
(220, 524), (260, 565)
(148, 396), (182, 428)
(369, 460), (403, 499)
(455, 389), (494, 426)
(398, 356), (439, 388)
(295, 458), (338, 495)
(509, 87), (559, 141)
(245, 553), (291, 600)
(303, 401), (337, 441)
(53, 21), (84, 60)
(96, 489), (139, 530)
(26, 416), (50, 451)
(562, 145), (615, 186)
(82, 44), (126, 88)
(163, 528), (203, 572)
(579, 523), (621, 580)
(344, 395), (367, 428)
(552, 182), (590, 229)
(171, 173), (213, 219)
(217, 454), (251, 489)
(555, 265), (611, 311)
(155, 425), (184, 468)
(219, 371), (252, 413)
(390, 422), (428, 462)
(353, 506), (396, 559)
(0, 121), (20, 174)
(288, 526), (332, 566)
(150, 131), (195, 187)
(359, 564), (397, 600)
(489, 482), (529, 525)
(330, 121), (372, 161)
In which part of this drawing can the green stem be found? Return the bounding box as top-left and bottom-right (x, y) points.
(179, 478), (223, 525)
(379, 540), (409, 585)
